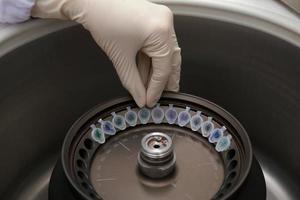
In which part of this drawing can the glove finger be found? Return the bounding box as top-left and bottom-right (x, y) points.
(113, 55), (146, 107)
(166, 29), (181, 92)
(145, 48), (173, 107)
(137, 51), (151, 88)
(141, 13), (174, 107)
(166, 47), (181, 92)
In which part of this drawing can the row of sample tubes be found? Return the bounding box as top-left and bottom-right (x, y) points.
(90, 104), (232, 152)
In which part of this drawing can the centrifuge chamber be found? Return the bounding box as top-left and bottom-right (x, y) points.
(0, 1), (299, 200)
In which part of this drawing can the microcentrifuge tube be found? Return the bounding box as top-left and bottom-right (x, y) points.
(190, 111), (203, 131)
(151, 104), (165, 124)
(98, 119), (116, 135)
(165, 104), (178, 124)
(201, 117), (214, 137)
(215, 135), (232, 152)
(111, 112), (126, 130)
(209, 126), (226, 143)
(90, 124), (105, 144)
(138, 107), (151, 124)
(125, 107), (138, 126)
(177, 107), (191, 127)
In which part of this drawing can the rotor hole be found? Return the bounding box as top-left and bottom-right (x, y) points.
(227, 171), (237, 181)
(225, 182), (232, 190)
(218, 193), (224, 198)
(79, 149), (88, 159)
(77, 171), (87, 180)
(84, 138), (93, 150)
(76, 160), (86, 169)
(226, 149), (236, 160)
(228, 160), (238, 171)
(154, 144), (160, 149)
(89, 193), (96, 198)
(82, 182), (89, 190)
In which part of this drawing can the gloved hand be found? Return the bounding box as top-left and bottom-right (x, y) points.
(31, 0), (181, 107)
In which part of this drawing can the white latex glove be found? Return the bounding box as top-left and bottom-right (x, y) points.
(32, 0), (181, 107)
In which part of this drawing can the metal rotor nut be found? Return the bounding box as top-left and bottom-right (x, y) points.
(138, 132), (176, 179)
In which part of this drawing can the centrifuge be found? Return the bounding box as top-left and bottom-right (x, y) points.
(49, 93), (265, 200)
(0, 0), (299, 200)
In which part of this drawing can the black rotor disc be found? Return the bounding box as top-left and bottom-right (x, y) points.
(51, 93), (266, 200)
